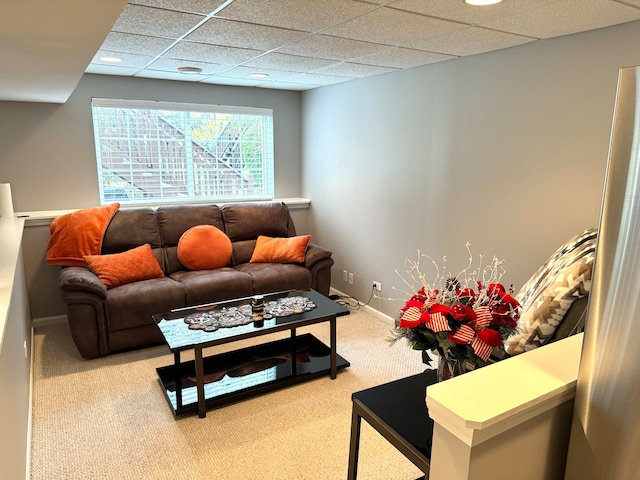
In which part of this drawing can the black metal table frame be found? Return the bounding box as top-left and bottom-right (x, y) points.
(180, 316), (339, 418)
(155, 290), (349, 418)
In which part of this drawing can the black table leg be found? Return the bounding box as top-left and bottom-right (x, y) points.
(330, 316), (337, 379)
(174, 351), (182, 411)
(194, 347), (206, 418)
(347, 400), (363, 480)
(291, 328), (297, 376)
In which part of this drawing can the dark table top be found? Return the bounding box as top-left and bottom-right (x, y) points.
(153, 289), (349, 351)
(352, 369), (437, 459)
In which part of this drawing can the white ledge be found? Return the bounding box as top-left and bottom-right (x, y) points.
(0, 217), (25, 348)
(16, 197), (311, 226)
(426, 333), (583, 447)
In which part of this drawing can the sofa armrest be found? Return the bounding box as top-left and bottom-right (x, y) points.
(304, 243), (334, 296)
(304, 243), (332, 269)
(58, 266), (107, 298)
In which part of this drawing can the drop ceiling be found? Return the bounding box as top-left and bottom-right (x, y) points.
(3, 0), (640, 102)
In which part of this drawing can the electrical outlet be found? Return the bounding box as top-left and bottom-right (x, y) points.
(348, 272), (354, 285)
(343, 270), (348, 282)
(373, 281), (382, 292)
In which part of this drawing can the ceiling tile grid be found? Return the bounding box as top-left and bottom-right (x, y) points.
(85, 0), (640, 91)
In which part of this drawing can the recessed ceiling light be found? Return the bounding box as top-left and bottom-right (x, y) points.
(177, 66), (203, 74)
(464, 0), (503, 5)
(99, 56), (123, 63)
(248, 72), (269, 79)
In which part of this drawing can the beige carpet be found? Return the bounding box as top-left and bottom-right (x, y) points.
(30, 308), (428, 480)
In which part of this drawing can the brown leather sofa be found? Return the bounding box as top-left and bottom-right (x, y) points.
(57, 202), (334, 358)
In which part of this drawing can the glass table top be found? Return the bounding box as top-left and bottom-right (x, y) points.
(153, 289), (349, 351)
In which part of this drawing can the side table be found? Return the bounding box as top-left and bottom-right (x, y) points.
(347, 369), (437, 480)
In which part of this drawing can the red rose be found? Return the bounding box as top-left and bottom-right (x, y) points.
(487, 283), (505, 295)
(450, 304), (476, 321)
(430, 303), (451, 316)
(500, 293), (521, 308)
(477, 328), (502, 347)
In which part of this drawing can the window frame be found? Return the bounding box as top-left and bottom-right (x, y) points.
(91, 98), (275, 206)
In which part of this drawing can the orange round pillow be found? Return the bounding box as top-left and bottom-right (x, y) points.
(177, 225), (232, 270)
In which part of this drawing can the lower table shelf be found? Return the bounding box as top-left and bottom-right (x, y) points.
(157, 333), (350, 416)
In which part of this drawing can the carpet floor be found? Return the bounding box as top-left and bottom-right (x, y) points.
(30, 307), (428, 480)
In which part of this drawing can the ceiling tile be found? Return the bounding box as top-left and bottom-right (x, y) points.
(424, 27), (535, 57)
(99, 32), (175, 56)
(129, 0), (228, 15)
(352, 46), (456, 68)
(388, 0), (562, 26)
(186, 18), (308, 51)
(199, 76), (263, 87)
(147, 57), (229, 75)
(91, 50), (156, 68)
(313, 62), (397, 77)
(286, 72), (357, 85)
(277, 34), (386, 61)
(163, 41), (263, 65)
(216, 0), (378, 32)
(85, 64), (140, 76)
(112, 4), (205, 39)
(243, 52), (339, 72)
(257, 82), (318, 91)
(134, 69), (210, 81)
(322, 6), (466, 50)
(77, 0), (640, 93)
(216, 65), (299, 81)
(482, 0), (640, 39)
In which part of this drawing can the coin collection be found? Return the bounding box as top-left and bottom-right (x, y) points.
(183, 296), (317, 333)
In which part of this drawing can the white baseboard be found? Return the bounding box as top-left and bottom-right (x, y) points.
(32, 315), (67, 328)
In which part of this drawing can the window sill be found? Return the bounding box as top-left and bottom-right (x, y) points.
(18, 197), (311, 227)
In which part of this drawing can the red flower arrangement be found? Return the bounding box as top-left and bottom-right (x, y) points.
(390, 248), (521, 376)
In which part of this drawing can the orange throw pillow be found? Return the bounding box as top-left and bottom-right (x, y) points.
(47, 203), (120, 267)
(84, 244), (164, 289)
(177, 225), (232, 270)
(250, 235), (311, 264)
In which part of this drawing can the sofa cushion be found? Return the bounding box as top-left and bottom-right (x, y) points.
(222, 202), (290, 242)
(101, 207), (165, 271)
(84, 244), (164, 289)
(250, 235), (311, 263)
(234, 263), (312, 294)
(170, 269), (254, 305)
(105, 276), (186, 331)
(157, 204), (225, 274)
(177, 225), (232, 270)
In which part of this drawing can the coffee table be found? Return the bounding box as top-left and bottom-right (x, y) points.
(153, 289), (350, 418)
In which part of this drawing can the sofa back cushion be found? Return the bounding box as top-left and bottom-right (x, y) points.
(222, 202), (295, 265)
(101, 207), (165, 271)
(157, 204), (225, 273)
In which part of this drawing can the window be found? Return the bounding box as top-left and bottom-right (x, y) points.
(91, 99), (274, 205)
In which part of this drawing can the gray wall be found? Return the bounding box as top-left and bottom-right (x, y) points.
(0, 75), (302, 318)
(0, 74), (302, 211)
(302, 20), (640, 318)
